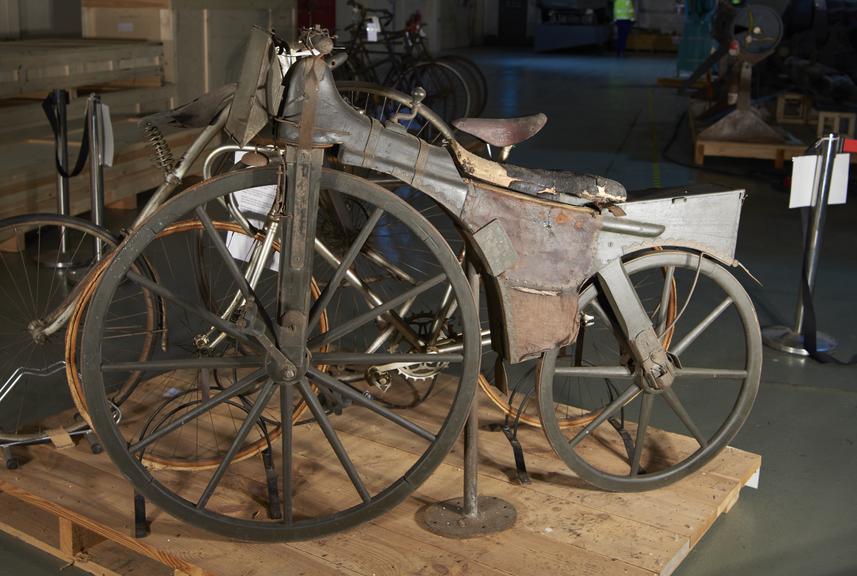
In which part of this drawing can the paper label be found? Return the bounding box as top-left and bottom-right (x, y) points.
(226, 184), (278, 271)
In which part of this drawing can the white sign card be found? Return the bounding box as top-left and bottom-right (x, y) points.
(789, 154), (850, 208)
(226, 183), (279, 271)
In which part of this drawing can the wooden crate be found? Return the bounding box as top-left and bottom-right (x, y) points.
(81, 0), (295, 104)
(0, 390), (761, 576)
(0, 38), (165, 100)
(0, 117), (200, 222)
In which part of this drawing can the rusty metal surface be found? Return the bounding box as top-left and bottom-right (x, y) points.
(278, 57), (609, 362)
(449, 140), (626, 207)
(462, 183), (602, 362)
(452, 113), (547, 148)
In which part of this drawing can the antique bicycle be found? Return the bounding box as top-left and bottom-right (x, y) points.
(64, 28), (761, 541)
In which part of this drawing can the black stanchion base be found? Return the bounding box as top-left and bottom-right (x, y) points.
(418, 496), (516, 539)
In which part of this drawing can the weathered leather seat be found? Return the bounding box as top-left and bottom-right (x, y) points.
(449, 113), (625, 206)
(452, 113), (547, 148)
(138, 83), (237, 128)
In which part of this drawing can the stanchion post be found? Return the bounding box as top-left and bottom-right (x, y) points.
(53, 89), (71, 255)
(763, 134), (842, 355)
(88, 94), (106, 261)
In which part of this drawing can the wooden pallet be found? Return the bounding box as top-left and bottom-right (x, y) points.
(693, 137), (807, 169)
(0, 391), (761, 576)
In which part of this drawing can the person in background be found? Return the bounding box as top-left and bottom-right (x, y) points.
(613, 0), (636, 57)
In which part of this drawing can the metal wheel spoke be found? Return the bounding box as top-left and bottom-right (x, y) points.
(308, 366), (436, 442)
(195, 207), (254, 300)
(567, 385), (641, 449)
(197, 380), (277, 509)
(296, 378), (371, 504)
(103, 357), (263, 373)
(670, 298), (733, 356)
(662, 388), (708, 448)
(656, 266), (675, 334)
(675, 367), (748, 380)
(553, 365), (634, 379)
(128, 368), (267, 455)
(313, 352), (462, 365)
(630, 394), (653, 475)
(125, 270), (252, 346)
(280, 384), (293, 524)
(308, 207), (384, 333)
(307, 272), (447, 348)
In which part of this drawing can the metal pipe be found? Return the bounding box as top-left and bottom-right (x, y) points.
(88, 94), (106, 260)
(792, 134), (840, 334)
(53, 89), (71, 253)
(463, 260), (480, 518)
(600, 217), (665, 238)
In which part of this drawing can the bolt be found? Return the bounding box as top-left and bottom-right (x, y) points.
(285, 369), (296, 379)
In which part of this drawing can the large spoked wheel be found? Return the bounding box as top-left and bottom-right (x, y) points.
(537, 250), (761, 491)
(0, 214), (123, 447)
(80, 167), (479, 540)
(65, 220), (323, 471)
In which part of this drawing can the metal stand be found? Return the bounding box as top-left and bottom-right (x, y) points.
(88, 93), (107, 261)
(763, 134), (841, 356)
(418, 264), (517, 538)
(39, 89), (80, 269)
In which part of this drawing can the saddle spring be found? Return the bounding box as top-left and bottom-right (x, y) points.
(142, 121), (176, 176)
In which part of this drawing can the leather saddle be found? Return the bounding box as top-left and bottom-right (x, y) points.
(451, 114), (627, 206)
(138, 83), (237, 129)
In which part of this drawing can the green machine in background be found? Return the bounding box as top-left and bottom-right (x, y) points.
(676, 0), (718, 76)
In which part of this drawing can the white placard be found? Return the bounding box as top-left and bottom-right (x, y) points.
(100, 102), (114, 167)
(789, 154), (850, 208)
(365, 17), (381, 42)
(226, 184), (278, 271)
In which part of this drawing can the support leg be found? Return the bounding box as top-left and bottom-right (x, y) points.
(418, 262), (517, 538)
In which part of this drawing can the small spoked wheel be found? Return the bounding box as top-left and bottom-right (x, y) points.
(80, 167), (479, 540)
(0, 214), (121, 446)
(537, 250), (761, 491)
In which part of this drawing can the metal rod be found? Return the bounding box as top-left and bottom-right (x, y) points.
(54, 89), (71, 252)
(792, 134), (840, 334)
(88, 94), (105, 260)
(463, 260), (480, 518)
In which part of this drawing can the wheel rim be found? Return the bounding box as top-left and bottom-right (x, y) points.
(537, 250), (762, 491)
(80, 167), (479, 540)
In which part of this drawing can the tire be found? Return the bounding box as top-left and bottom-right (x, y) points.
(437, 55), (487, 117)
(79, 167), (480, 540)
(395, 60), (473, 123)
(537, 250), (761, 491)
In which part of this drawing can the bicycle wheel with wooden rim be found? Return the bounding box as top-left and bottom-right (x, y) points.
(65, 219), (326, 471)
(79, 167), (480, 540)
(537, 250), (761, 491)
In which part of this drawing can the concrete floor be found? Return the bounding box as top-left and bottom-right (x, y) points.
(2, 48), (855, 575)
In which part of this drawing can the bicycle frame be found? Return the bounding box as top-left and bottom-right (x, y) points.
(278, 54), (747, 364)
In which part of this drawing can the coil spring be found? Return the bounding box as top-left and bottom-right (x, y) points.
(142, 121), (175, 175)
